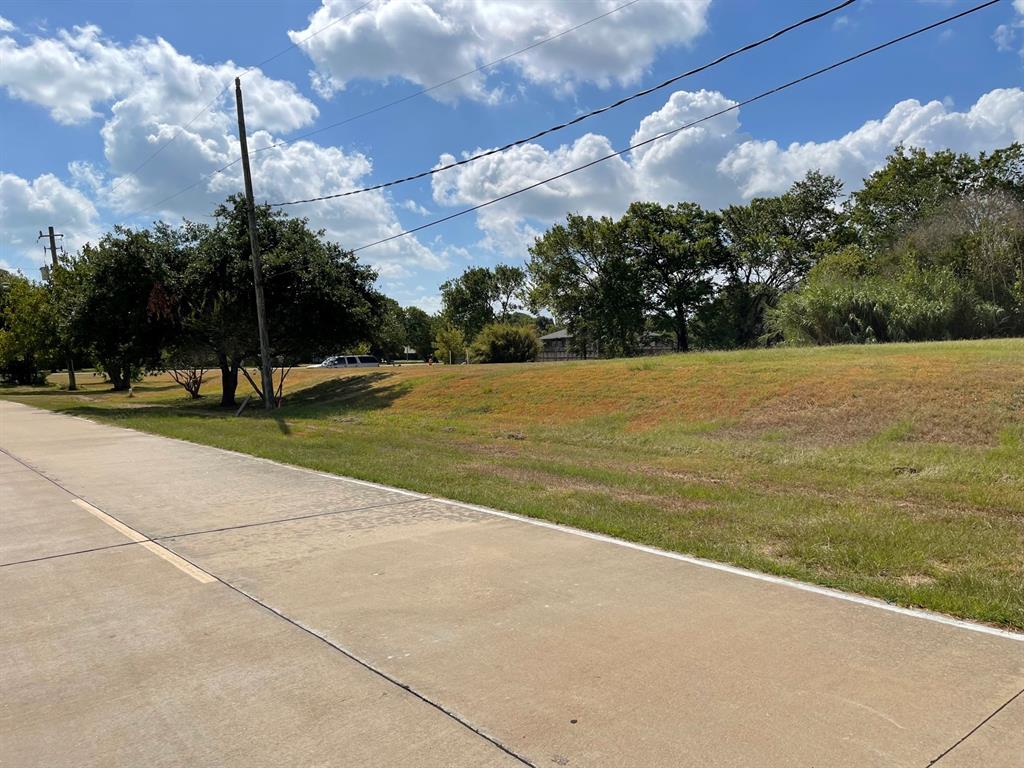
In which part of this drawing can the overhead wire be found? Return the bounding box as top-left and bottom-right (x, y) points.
(249, 0), (644, 155)
(249, 0), (376, 72)
(114, 0), (376, 200)
(269, 0), (858, 207)
(284, 0), (1000, 259)
(135, 0), (643, 215)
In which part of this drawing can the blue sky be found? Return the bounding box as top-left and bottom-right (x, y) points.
(2, 0), (1022, 311)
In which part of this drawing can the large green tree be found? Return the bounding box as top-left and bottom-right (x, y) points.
(402, 306), (436, 361)
(440, 266), (496, 343)
(528, 213), (647, 357)
(849, 145), (1001, 250)
(72, 227), (177, 390)
(493, 264), (527, 321)
(369, 297), (408, 361)
(850, 144), (1024, 334)
(621, 201), (727, 352)
(0, 270), (58, 385)
(719, 171), (849, 346)
(175, 196), (380, 406)
(770, 145), (1024, 344)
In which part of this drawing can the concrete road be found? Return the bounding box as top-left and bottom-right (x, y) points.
(1, 400), (1021, 767)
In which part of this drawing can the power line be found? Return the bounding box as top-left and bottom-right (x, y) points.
(317, 0), (1000, 257)
(136, 0), (642, 215)
(108, 86), (231, 194)
(111, 0), (375, 199)
(250, 0), (375, 72)
(251, 0), (643, 155)
(139, 157), (240, 215)
(268, 0), (857, 207)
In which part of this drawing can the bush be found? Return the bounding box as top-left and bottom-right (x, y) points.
(469, 323), (540, 363)
(771, 256), (1001, 345)
(433, 323), (466, 364)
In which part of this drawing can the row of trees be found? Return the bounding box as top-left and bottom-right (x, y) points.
(0, 194), (553, 401)
(4, 144), (1021, 398)
(523, 144), (1023, 355)
(2, 197), (389, 405)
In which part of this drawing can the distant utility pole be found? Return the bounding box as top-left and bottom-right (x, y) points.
(38, 226), (77, 391)
(234, 77), (275, 410)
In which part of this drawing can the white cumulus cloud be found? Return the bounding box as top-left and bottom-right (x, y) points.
(720, 88), (1024, 198)
(0, 25), (318, 130)
(0, 173), (102, 271)
(0, 22), (446, 283)
(290, 0), (710, 103)
(992, 0), (1024, 57)
(433, 131), (638, 254)
(430, 87), (1024, 257)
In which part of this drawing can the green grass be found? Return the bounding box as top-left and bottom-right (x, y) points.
(4, 338), (1023, 629)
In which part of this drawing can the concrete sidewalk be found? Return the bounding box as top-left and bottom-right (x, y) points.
(1, 400), (1021, 767)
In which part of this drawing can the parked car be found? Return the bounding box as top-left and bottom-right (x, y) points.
(320, 354), (380, 368)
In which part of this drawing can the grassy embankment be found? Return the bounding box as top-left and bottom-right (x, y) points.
(3, 339), (1022, 629)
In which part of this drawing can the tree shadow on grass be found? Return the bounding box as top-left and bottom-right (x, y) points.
(0, 386), (98, 397)
(35, 372), (408, 436)
(283, 372), (408, 416)
(1, 381), (181, 396)
(52, 402), (228, 423)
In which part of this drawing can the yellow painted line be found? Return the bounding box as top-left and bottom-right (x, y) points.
(71, 498), (215, 584)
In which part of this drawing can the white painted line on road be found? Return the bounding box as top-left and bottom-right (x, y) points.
(70, 498), (215, 584)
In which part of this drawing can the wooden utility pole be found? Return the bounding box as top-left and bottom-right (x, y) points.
(234, 77), (275, 410)
(41, 226), (77, 391)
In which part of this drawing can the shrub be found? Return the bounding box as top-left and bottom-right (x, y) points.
(433, 323), (466, 364)
(469, 323), (540, 363)
(770, 259), (1001, 345)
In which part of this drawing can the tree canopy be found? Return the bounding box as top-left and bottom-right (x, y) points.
(528, 212), (648, 357)
(621, 201), (727, 351)
(439, 266), (497, 343)
(7, 144), (1021, 391)
(72, 227), (177, 390)
(174, 195), (380, 405)
(0, 270), (58, 385)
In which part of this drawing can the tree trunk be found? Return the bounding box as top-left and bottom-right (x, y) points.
(219, 353), (238, 408)
(109, 361), (129, 391)
(124, 364), (134, 391)
(66, 354), (77, 391)
(675, 312), (690, 353)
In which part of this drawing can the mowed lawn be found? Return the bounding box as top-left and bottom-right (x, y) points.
(4, 339), (1023, 629)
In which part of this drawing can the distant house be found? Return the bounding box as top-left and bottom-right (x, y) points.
(538, 328), (674, 362)
(538, 329), (579, 361)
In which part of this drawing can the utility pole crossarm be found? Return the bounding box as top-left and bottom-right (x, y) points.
(40, 225), (77, 391)
(234, 77), (276, 410)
